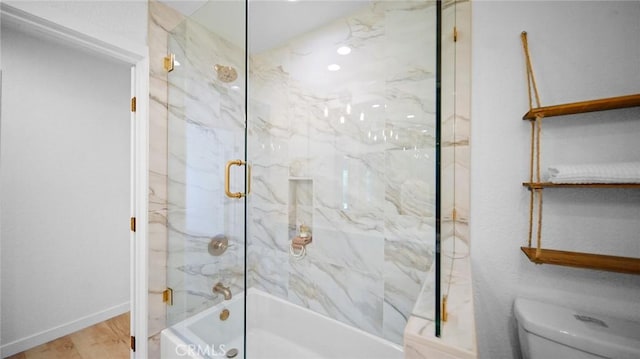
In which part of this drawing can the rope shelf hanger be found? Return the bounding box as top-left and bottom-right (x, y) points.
(518, 31), (640, 274)
(521, 31), (544, 258)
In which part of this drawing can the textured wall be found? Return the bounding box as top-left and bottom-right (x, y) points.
(471, 2), (640, 358)
(4, 0), (147, 57)
(1, 25), (131, 355)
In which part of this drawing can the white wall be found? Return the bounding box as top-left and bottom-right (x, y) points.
(0, 26), (131, 356)
(471, 1), (640, 358)
(4, 0), (147, 59)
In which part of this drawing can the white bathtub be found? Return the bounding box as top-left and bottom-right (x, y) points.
(161, 288), (403, 359)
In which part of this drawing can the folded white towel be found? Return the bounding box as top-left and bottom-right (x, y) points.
(547, 162), (640, 184)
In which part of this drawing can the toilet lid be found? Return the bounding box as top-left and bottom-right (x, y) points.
(514, 298), (640, 359)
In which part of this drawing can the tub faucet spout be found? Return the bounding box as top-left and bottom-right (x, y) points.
(213, 282), (232, 300)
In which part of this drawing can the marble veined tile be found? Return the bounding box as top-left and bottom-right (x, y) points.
(313, 206), (384, 244)
(249, 54), (291, 94)
(385, 149), (436, 218)
(441, 114), (470, 147)
(313, 152), (386, 218)
(148, 0), (185, 338)
(288, 258), (384, 337)
(247, 245), (289, 300)
(167, 228), (244, 312)
(248, 101), (291, 161)
(384, 2), (436, 71)
(305, 226), (384, 277)
(166, 198), (239, 241)
(168, 263), (244, 325)
(246, 204), (289, 253)
(383, 298), (406, 344)
(163, 9), (246, 327)
(245, 161), (289, 208)
(411, 267), (436, 321)
(385, 211), (436, 244)
(384, 238), (433, 321)
(166, 223), (245, 326)
(383, 240), (435, 343)
(167, 123), (245, 217)
(338, 3), (385, 58)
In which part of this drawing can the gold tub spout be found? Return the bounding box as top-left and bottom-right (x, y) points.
(213, 282), (232, 300)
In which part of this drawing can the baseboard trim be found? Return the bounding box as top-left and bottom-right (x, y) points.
(1, 301), (129, 357)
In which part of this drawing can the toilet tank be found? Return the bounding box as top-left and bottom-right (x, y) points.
(514, 298), (640, 359)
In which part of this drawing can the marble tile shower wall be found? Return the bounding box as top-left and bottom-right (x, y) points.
(248, 1), (437, 345)
(166, 17), (246, 324)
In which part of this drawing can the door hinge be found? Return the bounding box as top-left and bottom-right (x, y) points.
(163, 287), (174, 306)
(130, 217), (136, 232)
(130, 336), (136, 352)
(453, 27), (458, 42)
(131, 97), (137, 112)
(164, 53), (175, 72)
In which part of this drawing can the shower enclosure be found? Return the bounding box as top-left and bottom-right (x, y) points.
(157, 0), (443, 356)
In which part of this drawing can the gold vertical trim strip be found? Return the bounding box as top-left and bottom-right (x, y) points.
(164, 54), (175, 72)
(246, 163), (252, 195)
(442, 295), (448, 322)
(163, 288), (174, 306)
(130, 217), (136, 232)
(130, 97), (137, 112)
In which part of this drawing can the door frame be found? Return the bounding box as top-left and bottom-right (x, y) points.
(1, 4), (150, 358)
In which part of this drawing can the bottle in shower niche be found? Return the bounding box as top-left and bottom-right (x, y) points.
(290, 224), (312, 259)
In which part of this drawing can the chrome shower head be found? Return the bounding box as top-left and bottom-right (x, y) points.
(214, 64), (238, 83)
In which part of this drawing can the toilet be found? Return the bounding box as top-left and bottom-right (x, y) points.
(514, 298), (640, 359)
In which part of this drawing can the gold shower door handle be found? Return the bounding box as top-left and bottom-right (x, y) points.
(225, 160), (250, 198)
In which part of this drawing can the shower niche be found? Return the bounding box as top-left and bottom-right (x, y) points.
(288, 178), (313, 259)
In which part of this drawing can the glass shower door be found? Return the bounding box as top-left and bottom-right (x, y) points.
(160, 0), (440, 356)
(247, 0), (438, 351)
(165, 0), (247, 347)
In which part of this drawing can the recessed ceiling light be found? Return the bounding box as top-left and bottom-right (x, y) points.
(337, 46), (351, 55)
(372, 104), (380, 108)
(327, 64), (341, 71)
(407, 114), (415, 119)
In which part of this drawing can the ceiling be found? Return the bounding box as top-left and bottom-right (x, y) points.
(158, 0), (369, 53)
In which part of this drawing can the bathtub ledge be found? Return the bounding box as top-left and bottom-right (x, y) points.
(403, 316), (477, 359)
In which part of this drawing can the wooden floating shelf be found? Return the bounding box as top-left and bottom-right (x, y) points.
(522, 93), (640, 120)
(523, 182), (640, 189)
(521, 247), (640, 275)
